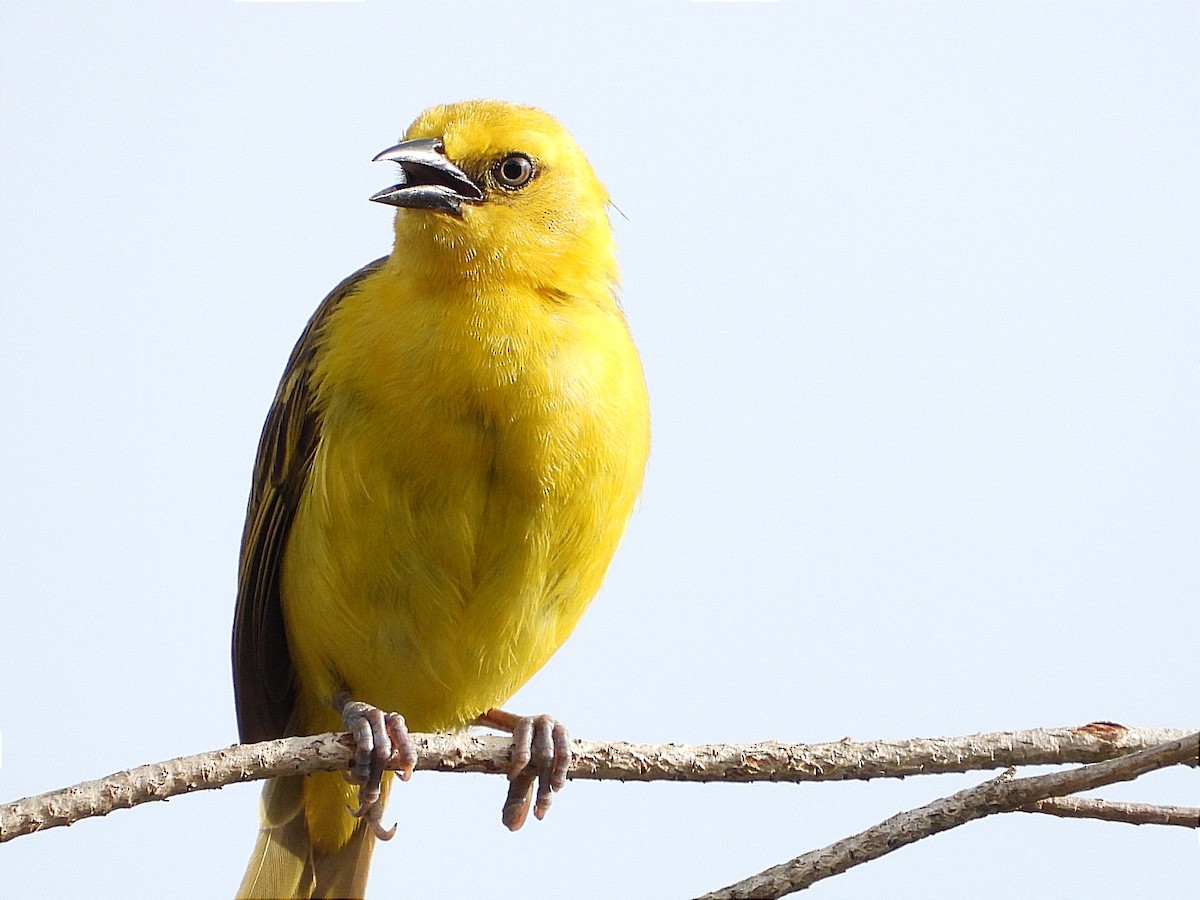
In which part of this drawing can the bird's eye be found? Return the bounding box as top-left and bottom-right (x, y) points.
(493, 153), (535, 189)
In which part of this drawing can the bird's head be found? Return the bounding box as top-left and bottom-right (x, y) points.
(371, 100), (617, 294)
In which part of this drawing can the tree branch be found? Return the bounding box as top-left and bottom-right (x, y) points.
(1, 723), (1194, 844)
(1019, 796), (1200, 828)
(699, 732), (1200, 899)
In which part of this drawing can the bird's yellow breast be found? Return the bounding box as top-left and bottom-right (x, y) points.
(279, 264), (649, 735)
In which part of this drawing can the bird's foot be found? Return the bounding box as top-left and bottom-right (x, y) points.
(335, 690), (416, 840)
(475, 708), (571, 831)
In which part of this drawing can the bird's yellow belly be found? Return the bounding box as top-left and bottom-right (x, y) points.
(280, 373), (635, 735)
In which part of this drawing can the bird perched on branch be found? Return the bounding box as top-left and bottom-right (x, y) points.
(231, 100), (650, 899)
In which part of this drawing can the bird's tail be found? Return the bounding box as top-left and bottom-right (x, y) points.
(236, 772), (386, 900)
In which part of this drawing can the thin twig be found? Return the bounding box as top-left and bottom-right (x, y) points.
(1019, 796), (1200, 828)
(699, 732), (1200, 899)
(1, 724), (1194, 843)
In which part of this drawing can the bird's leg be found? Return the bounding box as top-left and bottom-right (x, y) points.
(333, 689), (416, 840)
(474, 708), (571, 831)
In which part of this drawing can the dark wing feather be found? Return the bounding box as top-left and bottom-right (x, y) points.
(231, 257), (388, 743)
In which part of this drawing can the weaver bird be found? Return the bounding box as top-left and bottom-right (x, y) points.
(231, 100), (650, 899)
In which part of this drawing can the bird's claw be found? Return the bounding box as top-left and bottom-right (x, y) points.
(336, 692), (416, 841)
(345, 796), (400, 841)
(477, 709), (571, 831)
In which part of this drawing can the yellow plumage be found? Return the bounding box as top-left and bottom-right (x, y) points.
(232, 100), (649, 898)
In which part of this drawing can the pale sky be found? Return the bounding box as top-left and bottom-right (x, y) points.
(2, 2), (1197, 897)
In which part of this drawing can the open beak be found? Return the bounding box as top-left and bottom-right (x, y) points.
(369, 138), (483, 215)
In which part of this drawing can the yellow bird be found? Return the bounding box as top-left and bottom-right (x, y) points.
(231, 100), (650, 899)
